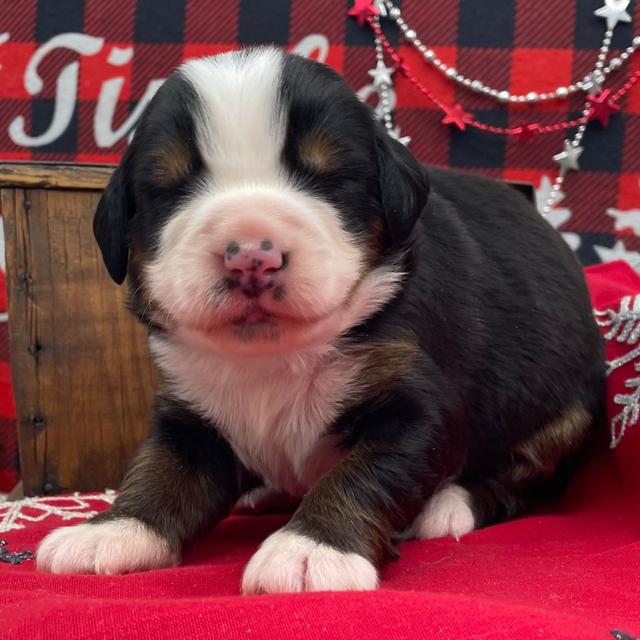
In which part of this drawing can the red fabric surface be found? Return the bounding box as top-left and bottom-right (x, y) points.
(2, 0), (640, 493)
(1, 261), (640, 640)
(0, 265), (17, 493)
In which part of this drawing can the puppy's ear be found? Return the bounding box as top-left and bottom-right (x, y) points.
(375, 126), (429, 243)
(93, 165), (134, 285)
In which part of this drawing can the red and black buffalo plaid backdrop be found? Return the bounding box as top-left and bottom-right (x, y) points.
(0, 0), (639, 488)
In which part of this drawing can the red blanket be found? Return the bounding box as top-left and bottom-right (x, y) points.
(1, 261), (639, 640)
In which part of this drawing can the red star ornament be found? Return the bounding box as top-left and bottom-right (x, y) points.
(441, 103), (470, 131)
(514, 123), (540, 141)
(348, 0), (380, 27)
(587, 89), (620, 127)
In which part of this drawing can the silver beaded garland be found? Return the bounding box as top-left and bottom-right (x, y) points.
(369, 26), (396, 134)
(379, 0), (639, 105)
(542, 22), (615, 213)
(366, 0), (639, 213)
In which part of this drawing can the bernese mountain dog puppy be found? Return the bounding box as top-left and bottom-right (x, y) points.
(37, 47), (605, 593)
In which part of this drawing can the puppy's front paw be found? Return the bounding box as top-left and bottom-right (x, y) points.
(37, 517), (177, 575)
(411, 483), (476, 541)
(242, 529), (378, 594)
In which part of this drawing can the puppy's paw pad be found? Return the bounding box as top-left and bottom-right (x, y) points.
(412, 484), (476, 541)
(36, 517), (177, 575)
(241, 529), (378, 594)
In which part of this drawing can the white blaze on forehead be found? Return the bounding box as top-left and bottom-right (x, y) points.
(180, 48), (287, 186)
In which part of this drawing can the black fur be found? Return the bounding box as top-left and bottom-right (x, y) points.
(93, 164), (132, 284)
(280, 55), (428, 244)
(91, 395), (247, 551)
(325, 167), (606, 557)
(90, 49), (606, 580)
(93, 72), (204, 285)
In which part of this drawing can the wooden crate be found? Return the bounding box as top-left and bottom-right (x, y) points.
(1, 163), (155, 496)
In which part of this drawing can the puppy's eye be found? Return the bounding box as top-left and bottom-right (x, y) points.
(297, 133), (342, 175)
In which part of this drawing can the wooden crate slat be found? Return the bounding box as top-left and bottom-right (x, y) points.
(0, 163), (114, 190)
(1, 165), (154, 495)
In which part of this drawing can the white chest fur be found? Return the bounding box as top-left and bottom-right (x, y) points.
(150, 335), (364, 494)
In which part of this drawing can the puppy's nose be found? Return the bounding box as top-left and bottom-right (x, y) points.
(224, 241), (284, 297)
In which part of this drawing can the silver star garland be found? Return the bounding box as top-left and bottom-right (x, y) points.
(368, 60), (394, 87)
(368, 17), (410, 145)
(543, 17), (616, 214)
(363, 0), (639, 214)
(595, 0), (632, 31)
(553, 140), (584, 176)
(372, 0), (387, 17)
(375, 0), (640, 103)
(390, 125), (411, 146)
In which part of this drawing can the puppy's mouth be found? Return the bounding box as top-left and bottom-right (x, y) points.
(164, 264), (402, 354)
(228, 305), (318, 344)
(199, 303), (314, 337)
(232, 307), (278, 327)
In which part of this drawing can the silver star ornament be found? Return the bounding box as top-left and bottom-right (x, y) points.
(553, 140), (584, 175)
(373, 0), (388, 17)
(368, 61), (394, 87)
(389, 126), (411, 146)
(594, 0), (632, 31)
